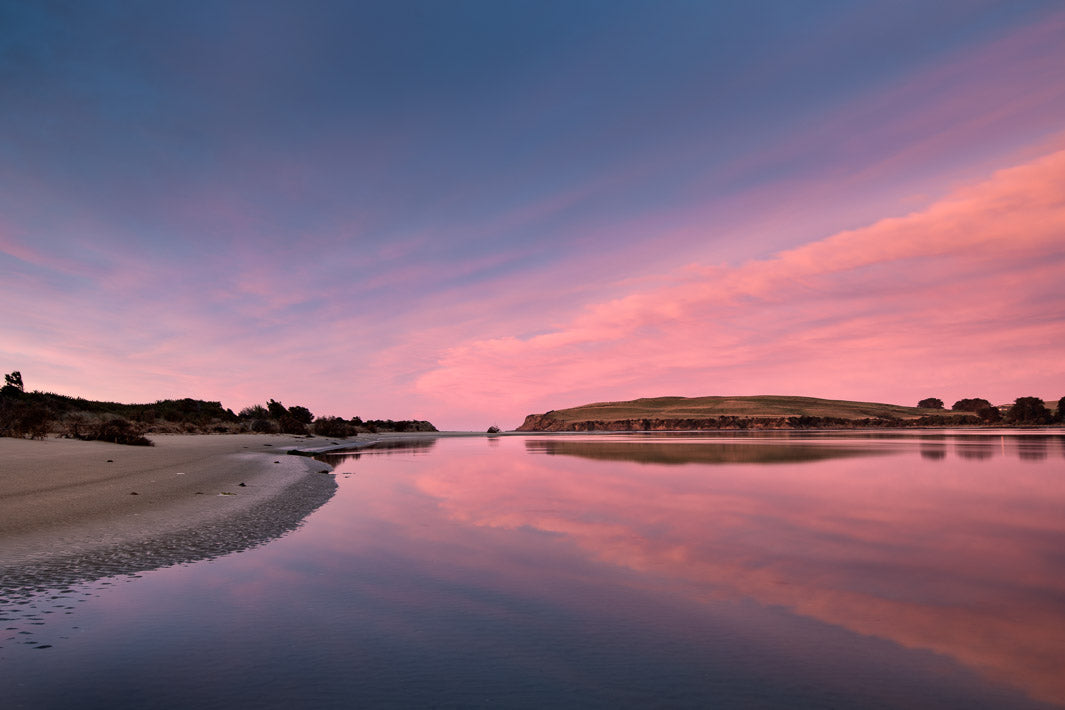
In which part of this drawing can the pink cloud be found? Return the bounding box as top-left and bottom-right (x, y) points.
(416, 146), (1065, 424)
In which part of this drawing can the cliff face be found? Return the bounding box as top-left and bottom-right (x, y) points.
(515, 413), (977, 431)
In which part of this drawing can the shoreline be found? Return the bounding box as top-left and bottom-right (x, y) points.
(0, 433), (344, 593)
(0, 431), (491, 594)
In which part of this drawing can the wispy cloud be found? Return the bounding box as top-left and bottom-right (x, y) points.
(416, 146), (1065, 424)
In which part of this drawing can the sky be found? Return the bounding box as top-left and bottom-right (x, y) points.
(2, 0), (1064, 430)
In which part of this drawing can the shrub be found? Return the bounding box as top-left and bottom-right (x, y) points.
(239, 405), (270, 420)
(313, 416), (354, 437)
(251, 418), (278, 433)
(917, 398), (944, 409)
(277, 414), (308, 435)
(288, 405), (313, 425)
(15, 404), (52, 439)
(64, 415), (153, 446)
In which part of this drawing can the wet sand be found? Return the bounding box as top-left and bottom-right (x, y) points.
(0, 434), (346, 590)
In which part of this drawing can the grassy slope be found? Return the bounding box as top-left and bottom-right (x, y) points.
(541, 395), (967, 422)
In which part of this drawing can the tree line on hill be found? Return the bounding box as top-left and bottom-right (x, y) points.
(917, 395), (1064, 425)
(0, 371), (435, 445)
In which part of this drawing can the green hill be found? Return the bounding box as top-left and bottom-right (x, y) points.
(516, 395), (973, 431)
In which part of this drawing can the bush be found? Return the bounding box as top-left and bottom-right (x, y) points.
(917, 398), (944, 409)
(288, 405), (314, 425)
(251, 418), (278, 433)
(94, 417), (153, 445)
(239, 405), (270, 420)
(313, 416), (354, 437)
(277, 414), (308, 435)
(14, 404), (52, 439)
(64, 415), (153, 446)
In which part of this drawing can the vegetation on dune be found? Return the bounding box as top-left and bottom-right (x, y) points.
(0, 371), (436, 444)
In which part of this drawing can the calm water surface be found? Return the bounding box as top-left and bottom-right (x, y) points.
(3, 431), (1064, 709)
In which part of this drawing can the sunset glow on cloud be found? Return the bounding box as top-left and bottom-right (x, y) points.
(2, 2), (1064, 428)
(416, 145), (1065, 424)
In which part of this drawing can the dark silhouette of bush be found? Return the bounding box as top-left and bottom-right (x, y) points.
(313, 416), (354, 437)
(277, 414), (308, 435)
(62, 415), (152, 446)
(1006, 397), (1052, 425)
(952, 398), (992, 412)
(239, 405), (270, 419)
(288, 405), (314, 425)
(7, 403), (51, 439)
(267, 399), (288, 419)
(917, 398), (944, 409)
(91, 417), (153, 446)
(1057, 397), (1065, 423)
(251, 418), (278, 433)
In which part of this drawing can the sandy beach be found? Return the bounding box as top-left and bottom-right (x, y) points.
(0, 433), (348, 587)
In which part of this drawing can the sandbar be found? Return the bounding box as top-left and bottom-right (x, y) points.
(0, 433), (346, 591)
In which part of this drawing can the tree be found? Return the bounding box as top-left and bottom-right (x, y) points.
(267, 399), (288, 419)
(977, 406), (1002, 423)
(917, 398), (944, 409)
(952, 398), (991, 413)
(1057, 397), (1065, 424)
(4, 371), (23, 391)
(1005, 397), (1052, 425)
(287, 405), (313, 425)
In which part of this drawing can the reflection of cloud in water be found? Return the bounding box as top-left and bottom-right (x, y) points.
(416, 436), (1065, 705)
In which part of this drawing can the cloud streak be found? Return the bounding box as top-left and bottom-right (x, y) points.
(417, 146), (1065, 425)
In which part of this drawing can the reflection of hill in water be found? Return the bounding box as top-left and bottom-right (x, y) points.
(525, 439), (892, 465)
(315, 438), (438, 466)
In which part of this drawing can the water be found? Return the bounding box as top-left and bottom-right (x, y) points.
(3, 431), (1064, 709)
